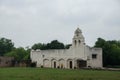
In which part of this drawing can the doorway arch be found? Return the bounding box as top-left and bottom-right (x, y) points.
(69, 61), (72, 69)
(77, 59), (86, 68)
(67, 59), (73, 69)
(43, 59), (49, 67)
(54, 61), (56, 68)
(51, 59), (57, 68)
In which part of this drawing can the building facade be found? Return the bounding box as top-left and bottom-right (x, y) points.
(30, 28), (103, 69)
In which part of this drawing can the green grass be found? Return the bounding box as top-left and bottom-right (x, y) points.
(0, 68), (120, 80)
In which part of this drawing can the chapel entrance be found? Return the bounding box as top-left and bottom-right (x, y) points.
(77, 60), (86, 68)
(54, 62), (56, 68)
(69, 61), (72, 69)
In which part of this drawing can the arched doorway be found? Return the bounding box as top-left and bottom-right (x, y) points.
(69, 61), (72, 69)
(54, 61), (56, 68)
(77, 59), (86, 68)
(43, 59), (49, 67)
(59, 59), (65, 68)
(67, 59), (73, 69)
(51, 59), (57, 68)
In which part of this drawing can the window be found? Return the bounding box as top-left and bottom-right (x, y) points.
(42, 55), (45, 58)
(92, 54), (97, 59)
(79, 40), (81, 44)
(74, 40), (77, 45)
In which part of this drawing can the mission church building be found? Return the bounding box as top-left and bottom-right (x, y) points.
(30, 28), (103, 69)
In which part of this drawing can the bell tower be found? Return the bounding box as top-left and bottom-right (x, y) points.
(72, 28), (85, 46)
(71, 28), (86, 60)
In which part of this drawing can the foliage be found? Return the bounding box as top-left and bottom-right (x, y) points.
(46, 40), (64, 49)
(0, 68), (120, 80)
(31, 43), (47, 50)
(32, 40), (65, 50)
(5, 47), (30, 61)
(94, 38), (120, 67)
(0, 38), (14, 56)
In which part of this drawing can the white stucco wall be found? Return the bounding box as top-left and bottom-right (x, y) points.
(30, 28), (103, 68)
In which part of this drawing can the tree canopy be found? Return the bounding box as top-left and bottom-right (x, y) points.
(94, 38), (120, 67)
(32, 40), (66, 50)
(46, 40), (65, 49)
(5, 47), (30, 61)
(0, 38), (14, 56)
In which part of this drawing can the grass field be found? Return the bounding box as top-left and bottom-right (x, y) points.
(0, 68), (120, 80)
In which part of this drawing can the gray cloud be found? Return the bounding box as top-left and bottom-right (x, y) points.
(0, 0), (120, 47)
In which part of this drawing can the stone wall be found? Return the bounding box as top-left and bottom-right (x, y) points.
(0, 56), (14, 67)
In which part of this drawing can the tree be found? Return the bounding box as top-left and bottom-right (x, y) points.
(32, 43), (47, 50)
(0, 38), (14, 56)
(46, 40), (65, 49)
(25, 46), (31, 60)
(5, 47), (29, 61)
(32, 43), (42, 50)
(94, 38), (106, 48)
(31, 40), (65, 50)
(94, 38), (120, 67)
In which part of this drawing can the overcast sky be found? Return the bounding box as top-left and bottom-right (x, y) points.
(0, 0), (120, 48)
